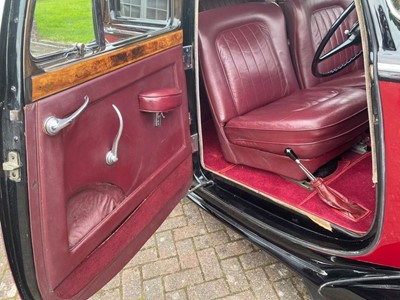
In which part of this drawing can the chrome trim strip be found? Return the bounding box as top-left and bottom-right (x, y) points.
(387, 0), (400, 22)
(378, 62), (400, 80)
(378, 62), (400, 73)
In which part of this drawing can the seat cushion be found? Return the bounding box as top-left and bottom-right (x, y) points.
(281, 0), (364, 89)
(225, 86), (368, 158)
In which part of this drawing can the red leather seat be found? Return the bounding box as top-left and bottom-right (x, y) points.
(280, 0), (365, 89)
(199, 2), (368, 180)
(199, 0), (265, 12)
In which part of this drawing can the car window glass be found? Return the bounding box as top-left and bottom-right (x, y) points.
(120, 0), (169, 20)
(30, 0), (95, 57)
(104, 0), (171, 44)
(29, 0), (176, 64)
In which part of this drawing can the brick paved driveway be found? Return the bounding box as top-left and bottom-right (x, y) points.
(0, 198), (310, 300)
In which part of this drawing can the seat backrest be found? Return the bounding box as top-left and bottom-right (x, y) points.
(198, 3), (299, 124)
(280, 0), (363, 88)
(199, 0), (265, 12)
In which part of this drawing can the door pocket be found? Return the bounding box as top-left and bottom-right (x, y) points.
(67, 183), (125, 248)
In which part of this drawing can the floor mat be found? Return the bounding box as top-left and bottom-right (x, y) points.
(201, 121), (375, 234)
(300, 153), (374, 233)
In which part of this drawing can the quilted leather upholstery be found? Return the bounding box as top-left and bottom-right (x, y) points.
(280, 0), (365, 88)
(68, 183), (124, 247)
(199, 3), (368, 179)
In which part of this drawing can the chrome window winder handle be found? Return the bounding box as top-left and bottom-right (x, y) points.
(44, 96), (90, 136)
(106, 105), (123, 166)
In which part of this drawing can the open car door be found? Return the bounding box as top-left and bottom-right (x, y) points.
(0, 0), (193, 299)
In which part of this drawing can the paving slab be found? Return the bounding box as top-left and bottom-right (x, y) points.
(0, 198), (311, 300)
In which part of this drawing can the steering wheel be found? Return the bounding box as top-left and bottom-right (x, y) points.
(312, 2), (363, 78)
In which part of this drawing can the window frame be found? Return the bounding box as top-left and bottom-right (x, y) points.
(119, 0), (170, 21)
(28, 0), (180, 71)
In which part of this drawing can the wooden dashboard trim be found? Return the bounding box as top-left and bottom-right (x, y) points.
(32, 30), (183, 101)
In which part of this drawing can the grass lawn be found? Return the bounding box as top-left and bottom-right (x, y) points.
(34, 0), (94, 44)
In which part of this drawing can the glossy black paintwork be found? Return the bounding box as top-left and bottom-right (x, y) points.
(182, 0), (197, 137)
(188, 185), (400, 300)
(0, 0), (41, 299)
(375, 1), (400, 51)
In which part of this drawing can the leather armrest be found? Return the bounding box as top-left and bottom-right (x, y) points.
(138, 88), (182, 113)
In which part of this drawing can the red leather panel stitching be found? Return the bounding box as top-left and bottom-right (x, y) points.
(216, 23), (289, 116)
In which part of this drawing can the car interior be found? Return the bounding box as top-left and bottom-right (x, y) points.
(197, 0), (375, 235)
(8, 0), (377, 298)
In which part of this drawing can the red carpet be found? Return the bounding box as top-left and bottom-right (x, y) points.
(202, 121), (375, 234)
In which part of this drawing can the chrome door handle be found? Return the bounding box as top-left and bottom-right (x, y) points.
(106, 105), (123, 165)
(44, 96), (89, 136)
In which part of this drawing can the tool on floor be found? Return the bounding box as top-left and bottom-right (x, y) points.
(285, 148), (368, 221)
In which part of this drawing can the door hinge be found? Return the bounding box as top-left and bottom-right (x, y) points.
(2, 151), (22, 182)
(183, 45), (193, 70)
(191, 133), (199, 153)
